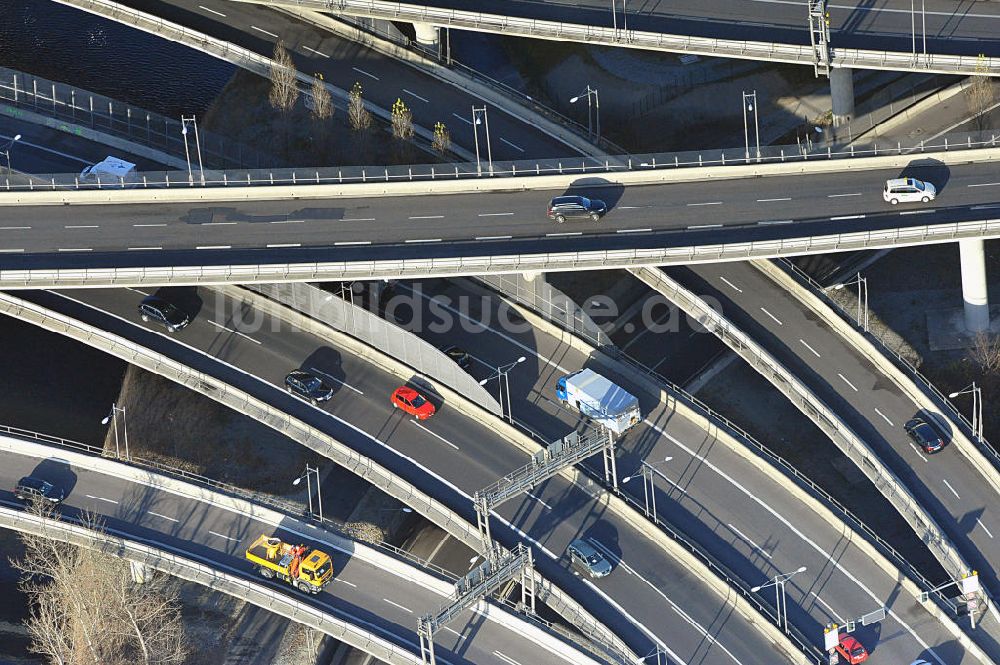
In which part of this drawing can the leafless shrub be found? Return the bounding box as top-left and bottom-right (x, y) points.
(970, 331), (1000, 374)
(348, 82), (372, 133)
(268, 41), (300, 115)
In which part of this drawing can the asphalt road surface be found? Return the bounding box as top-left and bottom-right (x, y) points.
(0, 438), (587, 665)
(4, 160), (1000, 271)
(14, 284), (990, 665)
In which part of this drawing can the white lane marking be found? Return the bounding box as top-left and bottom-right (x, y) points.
(207, 319), (261, 345)
(478, 212), (514, 217)
(828, 192), (862, 197)
(402, 88), (429, 103)
(125, 287), (150, 296)
(720, 276), (743, 293)
(616, 228), (652, 234)
(58, 248), (92, 252)
(0, 249), (24, 253)
(334, 578), (357, 587)
(128, 246), (162, 251)
(405, 238), (441, 243)
(475, 235), (512, 240)
(148, 511), (179, 523)
(759, 307), (782, 325)
(977, 519), (994, 539)
(442, 626), (467, 641)
(0, 226), (30, 230)
(907, 441), (929, 463)
(382, 598), (412, 613)
(339, 218), (374, 222)
(687, 223), (722, 229)
(65, 224), (99, 229)
(837, 373), (858, 392)
(899, 209), (935, 215)
(302, 45), (328, 58)
(250, 25), (279, 39)
(546, 232), (582, 237)
(799, 339), (821, 358)
(809, 591), (844, 623)
(307, 366), (364, 395)
(201, 221), (237, 226)
(831, 214), (865, 220)
(942, 479), (961, 500)
(968, 182), (1000, 187)
(85, 494), (119, 504)
(525, 491), (553, 510)
(493, 652), (523, 665)
(196, 245), (231, 250)
(727, 523), (772, 559)
(270, 219), (305, 224)
(452, 112), (473, 125)
(133, 223), (166, 227)
(687, 202), (722, 207)
(208, 530), (241, 543)
(352, 66), (379, 81)
(198, 5), (226, 17)
(972, 204), (1000, 210)
(408, 215), (444, 219)
(873, 408), (894, 427)
(412, 422), (458, 450)
(267, 243), (301, 248)
(500, 137), (524, 152)
(759, 219), (793, 225)
(335, 240), (371, 246)
(757, 197), (791, 202)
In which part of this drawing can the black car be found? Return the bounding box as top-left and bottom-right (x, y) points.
(905, 416), (945, 454)
(138, 296), (190, 332)
(285, 370), (335, 404)
(14, 476), (64, 504)
(442, 345), (472, 371)
(547, 195), (607, 223)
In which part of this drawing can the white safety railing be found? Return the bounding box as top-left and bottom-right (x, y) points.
(0, 506), (423, 665)
(629, 266), (973, 582)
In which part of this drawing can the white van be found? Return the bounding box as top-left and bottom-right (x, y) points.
(883, 178), (935, 205)
(80, 156), (138, 186)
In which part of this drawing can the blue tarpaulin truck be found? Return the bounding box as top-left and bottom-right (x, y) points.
(556, 368), (641, 436)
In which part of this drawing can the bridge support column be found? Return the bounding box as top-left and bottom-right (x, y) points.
(523, 271), (542, 283)
(960, 239), (991, 332)
(130, 560), (152, 584)
(830, 68), (854, 127)
(413, 23), (439, 47)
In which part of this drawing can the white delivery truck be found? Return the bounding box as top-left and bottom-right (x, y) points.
(555, 368), (641, 436)
(79, 156), (138, 186)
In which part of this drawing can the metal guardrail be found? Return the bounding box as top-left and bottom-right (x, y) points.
(0, 291), (634, 665)
(245, 282), (502, 415)
(0, 506), (424, 665)
(256, 0), (1000, 76)
(777, 259), (1000, 472)
(4, 126), (999, 191)
(0, 67), (264, 169)
(629, 267), (972, 582)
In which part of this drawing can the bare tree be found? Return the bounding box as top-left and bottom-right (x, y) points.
(12, 507), (187, 665)
(390, 98), (415, 141)
(970, 331), (1000, 374)
(268, 41), (300, 115)
(310, 74), (334, 156)
(966, 55), (995, 132)
(348, 81), (372, 133)
(432, 121), (451, 155)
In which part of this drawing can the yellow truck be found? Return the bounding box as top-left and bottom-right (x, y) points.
(245, 534), (334, 594)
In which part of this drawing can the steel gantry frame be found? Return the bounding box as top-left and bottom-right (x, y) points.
(418, 543), (536, 665)
(473, 426), (616, 563)
(808, 0), (831, 77)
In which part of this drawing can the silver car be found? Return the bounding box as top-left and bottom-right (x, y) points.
(567, 538), (613, 578)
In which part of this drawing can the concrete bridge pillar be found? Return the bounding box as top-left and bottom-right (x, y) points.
(130, 560), (152, 584)
(960, 239), (991, 332)
(413, 23), (439, 47)
(523, 271), (542, 283)
(830, 68), (855, 127)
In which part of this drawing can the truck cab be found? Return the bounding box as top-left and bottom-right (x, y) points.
(246, 534), (334, 594)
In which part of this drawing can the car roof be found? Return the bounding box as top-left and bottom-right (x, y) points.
(141, 295), (169, 305)
(395, 386), (420, 398)
(885, 178), (916, 187)
(839, 634), (861, 648)
(288, 369), (312, 379)
(17, 476), (48, 489)
(569, 538), (599, 555)
(551, 195), (586, 205)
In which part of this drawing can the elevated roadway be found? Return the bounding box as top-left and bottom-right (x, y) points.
(3, 152), (1000, 285)
(6, 285), (991, 664)
(5, 286), (812, 665)
(0, 432), (597, 665)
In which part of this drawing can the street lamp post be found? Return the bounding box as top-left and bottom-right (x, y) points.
(0, 134), (21, 174)
(180, 116), (205, 186)
(610, 0), (629, 38)
(622, 457), (673, 521)
(751, 566), (807, 634)
(101, 403), (129, 460)
(479, 356), (527, 423)
(830, 272), (868, 332)
(293, 464), (323, 522)
(742, 90), (761, 163)
(639, 646), (666, 664)
(570, 86), (600, 143)
(471, 106), (493, 176)
(949, 382), (983, 442)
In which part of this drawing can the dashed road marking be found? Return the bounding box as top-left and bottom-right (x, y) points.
(58, 248), (92, 252)
(196, 245), (231, 250)
(546, 232), (582, 237)
(477, 212), (514, 217)
(209, 530), (241, 543)
(408, 215), (444, 220)
(201, 221), (237, 226)
(720, 276), (742, 293)
(475, 235), (512, 240)
(250, 25), (280, 39)
(942, 479), (961, 500)
(968, 182), (1000, 187)
(128, 246), (162, 251)
(442, 626), (467, 640)
(899, 209), (935, 215)
(351, 66), (379, 80)
(493, 652), (523, 665)
(413, 422), (458, 450)
(906, 441), (928, 463)
(270, 219), (305, 224)
(207, 320), (261, 345)
(198, 5), (226, 17)
(65, 225), (99, 229)
(148, 511), (179, 523)
(616, 228), (651, 233)
(759, 307), (783, 325)
(0, 226), (30, 230)
(267, 243), (301, 248)
(759, 219), (793, 225)
(302, 45), (328, 58)
(0, 248), (24, 253)
(828, 192), (863, 197)
(525, 492), (553, 510)
(727, 523), (772, 559)
(85, 494), (118, 504)
(838, 373), (858, 391)
(688, 223), (722, 229)
(402, 88), (428, 103)
(405, 238), (441, 243)
(307, 366), (364, 395)
(757, 197), (791, 202)
(452, 112), (472, 125)
(799, 338), (821, 358)
(809, 591), (844, 623)
(977, 519), (994, 538)
(335, 578), (357, 587)
(873, 408), (894, 427)
(133, 223), (166, 227)
(126, 287), (150, 296)
(382, 598), (412, 613)
(687, 202), (723, 207)
(500, 137), (524, 152)
(335, 240), (371, 246)
(831, 214), (865, 220)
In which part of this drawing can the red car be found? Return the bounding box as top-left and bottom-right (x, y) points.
(391, 386), (436, 420)
(835, 634), (868, 664)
